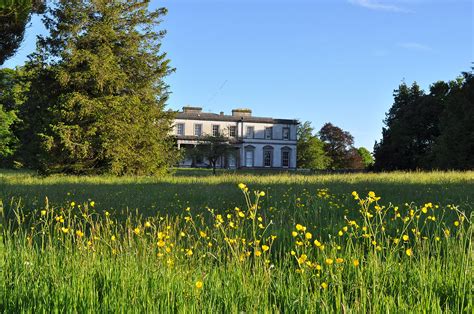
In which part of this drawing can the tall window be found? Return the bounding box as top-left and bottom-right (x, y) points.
(229, 126), (236, 137)
(265, 127), (273, 139)
(246, 126), (254, 138)
(194, 124), (202, 136)
(212, 125), (220, 136)
(282, 127), (290, 140)
(263, 146), (273, 167)
(176, 123), (185, 136)
(281, 148), (291, 167)
(245, 146), (255, 167)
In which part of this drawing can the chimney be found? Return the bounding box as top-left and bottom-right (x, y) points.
(232, 108), (252, 117)
(182, 106), (202, 114)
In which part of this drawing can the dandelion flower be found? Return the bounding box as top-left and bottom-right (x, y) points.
(454, 221), (459, 227)
(195, 281), (203, 289)
(405, 248), (413, 257)
(238, 183), (246, 190)
(305, 232), (312, 240)
(41, 210), (47, 216)
(262, 245), (270, 252)
(259, 191), (266, 197)
(325, 258), (333, 265)
(321, 282), (328, 289)
(353, 259), (360, 267)
(402, 235), (409, 241)
(75, 230), (84, 237)
(133, 228), (140, 235)
(336, 258), (344, 264)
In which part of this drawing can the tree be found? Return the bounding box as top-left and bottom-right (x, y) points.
(193, 135), (236, 174)
(0, 105), (18, 158)
(357, 147), (374, 169)
(432, 72), (474, 169)
(22, 0), (178, 174)
(0, 68), (27, 162)
(373, 82), (427, 170)
(297, 121), (331, 170)
(318, 122), (355, 169)
(0, 0), (45, 65)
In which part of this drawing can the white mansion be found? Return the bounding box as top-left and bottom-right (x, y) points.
(173, 106), (298, 169)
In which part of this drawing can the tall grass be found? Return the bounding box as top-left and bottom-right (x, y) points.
(0, 176), (472, 312)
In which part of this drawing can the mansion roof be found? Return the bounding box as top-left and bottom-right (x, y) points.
(175, 107), (298, 125)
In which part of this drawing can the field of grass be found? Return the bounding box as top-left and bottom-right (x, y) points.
(0, 170), (473, 312)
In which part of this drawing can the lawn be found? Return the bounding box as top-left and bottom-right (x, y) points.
(0, 170), (472, 312)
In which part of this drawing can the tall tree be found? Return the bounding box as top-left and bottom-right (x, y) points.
(0, 0), (45, 65)
(432, 72), (474, 169)
(297, 121), (331, 170)
(373, 82), (426, 170)
(22, 0), (177, 174)
(318, 122), (355, 169)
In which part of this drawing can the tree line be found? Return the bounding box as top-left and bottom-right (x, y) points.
(374, 70), (473, 171)
(297, 121), (373, 171)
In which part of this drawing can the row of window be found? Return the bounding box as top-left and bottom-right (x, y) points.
(245, 146), (292, 168)
(176, 124), (291, 140)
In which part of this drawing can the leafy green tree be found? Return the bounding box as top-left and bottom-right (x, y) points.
(0, 0), (45, 65)
(357, 147), (374, 169)
(23, 0), (177, 174)
(192, 135), (236, 174)
(318, 122), (355, 169)
(0, 105), (18, 158)
(297, 121), (331, 170)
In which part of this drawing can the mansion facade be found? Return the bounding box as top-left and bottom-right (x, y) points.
(173, 107), (298, 169)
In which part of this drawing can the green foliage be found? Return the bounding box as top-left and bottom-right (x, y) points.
(21, 0), (177, 175)
(297, 121), (331, 170)
(374, 69), (474, 170)
(0, 105), (18, 158)
(432, 72), (474, 169)
(357, 147), (374, 169)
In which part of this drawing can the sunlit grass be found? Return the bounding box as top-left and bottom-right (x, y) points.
(0, 173), (472, 312)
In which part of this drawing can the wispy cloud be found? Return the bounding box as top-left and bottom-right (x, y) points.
(398, 42), (432, 51)
(348, 0), (411, 13)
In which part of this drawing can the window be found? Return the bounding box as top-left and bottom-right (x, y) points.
(212, 125), (220, 136)
(263, 146), (273, 167)
(194, 124), (202, 137)
(176, 123), (185, 136)
(245, 146), (255, 167)
(246, 126), (254, 138)
(229, 126), (236, 137)
(281, 148), (291, 167)
(282, 127), (290, 140)
(265, 127), (273, 139)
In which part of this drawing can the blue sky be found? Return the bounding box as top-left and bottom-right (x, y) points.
(3, 0), (473, 150)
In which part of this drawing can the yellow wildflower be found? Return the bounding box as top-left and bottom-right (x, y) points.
(405, 248), (413, 257)
(262, 245), (270, 252)
(195, 281), (203, 289)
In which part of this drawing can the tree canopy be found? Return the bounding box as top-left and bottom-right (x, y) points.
(297, 121), (331, 170)
(14, 0), (178, 174)
(374, 69), (474, 171)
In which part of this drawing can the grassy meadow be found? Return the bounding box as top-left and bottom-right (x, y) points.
(0, 170), (473, 312)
